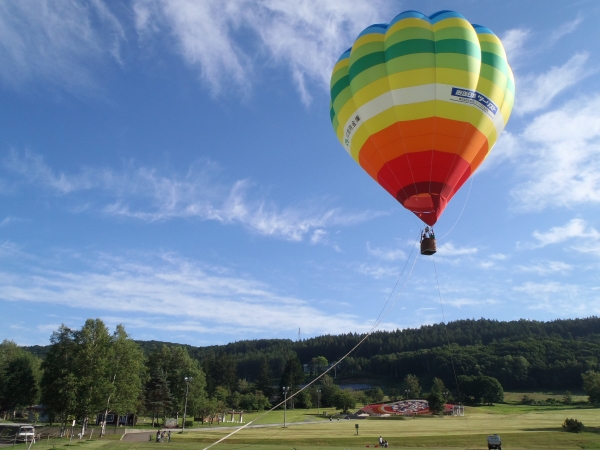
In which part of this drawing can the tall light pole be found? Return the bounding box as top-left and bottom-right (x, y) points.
(317, 389), (321, 412)
(282, 387), (290, 428)
(404, 389), (410, 400)
(182, 377), (193, 431)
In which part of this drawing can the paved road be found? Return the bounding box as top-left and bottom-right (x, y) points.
(122, 419), (355, 442)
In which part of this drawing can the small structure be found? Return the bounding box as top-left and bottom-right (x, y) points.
(95, 412), (136, 426)
(226, 411), (244, 423)
(27, 405), (49, 423)
(451, 404), (464, 416)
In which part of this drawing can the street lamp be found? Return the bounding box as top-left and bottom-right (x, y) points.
(404, 389), (410, 400)
(317, 389), (321, 412)
(182, 377), (193, 431)
(282, 387), (290, 428)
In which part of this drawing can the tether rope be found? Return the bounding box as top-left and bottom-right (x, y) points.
(202, 240), (421, 450)
(436, 176), (473, 242)
(432, 254), (470, 432)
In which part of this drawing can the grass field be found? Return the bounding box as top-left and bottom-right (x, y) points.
(31, 402), (600, 450)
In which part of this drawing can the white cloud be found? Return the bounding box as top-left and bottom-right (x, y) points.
(133, 0), (389, 103)
(444, 298), (497, 308)
(501, 28), (530, 63)
(516, 52), (593, 115)
(0, 0), (125, 91)
(0, 251), (380, 336)
(0, 217), (23, 227)
(548, 15), (583, 45)
(356, 263), (398, 279)
(366, 242), (406, 261)
(509, 95), (600, 211)
(513, 281), (600, 315)
(435, 242), (478, 257)
(531, 219), (600, 248)
(517, 260), (573, 275)
(3, 150), (382, 243)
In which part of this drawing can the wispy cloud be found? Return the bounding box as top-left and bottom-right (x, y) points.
(513, 281), (600, 315)
(501, 28), (531, 63)
(531, 219), (599, 248)
(508, 95), (600, 211)
(356, 263), (399, 279)
(366, 242), (406, 261)
(436, 242), (478, 257)
(0, 251), (381, 337)
(516, 52), (593, 115)
(0, 0), (125, 91)
(444, 298), (497, 308)
(3, 150), (382, 243)
(133, 0), (390, 104)
(548, 15), (583, 45)
(517, 260), (573, 275)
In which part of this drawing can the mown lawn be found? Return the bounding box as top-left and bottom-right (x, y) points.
(29, 404), (600, 450)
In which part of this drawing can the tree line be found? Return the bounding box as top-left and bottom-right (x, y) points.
(4, 316), (599, 426)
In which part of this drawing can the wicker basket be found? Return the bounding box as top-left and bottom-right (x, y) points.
(420, 238), (437, 255)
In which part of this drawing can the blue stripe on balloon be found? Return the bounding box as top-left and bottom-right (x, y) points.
(389, 10), (430, 27)
(472, 24), (496, 35)
(429, 11), (465, 24)
(336, 48), (352, 64)
(357, 24), (388, 38)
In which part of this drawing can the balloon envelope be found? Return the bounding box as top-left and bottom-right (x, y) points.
(330, 10), (514, 226)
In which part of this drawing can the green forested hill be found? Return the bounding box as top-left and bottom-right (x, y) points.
(24, 317), (600, 391)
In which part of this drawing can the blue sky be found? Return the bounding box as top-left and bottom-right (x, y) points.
(1, 0), (600, 346)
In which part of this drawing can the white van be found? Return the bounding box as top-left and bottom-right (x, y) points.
(0, 423), (36, 442)
(487, 434), (501, 450)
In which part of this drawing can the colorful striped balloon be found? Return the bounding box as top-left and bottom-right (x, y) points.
(330, 10), (514, 226)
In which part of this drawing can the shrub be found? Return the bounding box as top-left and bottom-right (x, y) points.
(562, 418), (584, 433)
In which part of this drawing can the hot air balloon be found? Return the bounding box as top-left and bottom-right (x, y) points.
(329, 10), (514, 253)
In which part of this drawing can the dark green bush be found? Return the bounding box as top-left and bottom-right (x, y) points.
(562, 418), (584, 433)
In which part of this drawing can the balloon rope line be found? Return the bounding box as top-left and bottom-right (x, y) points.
(373, 237), (418, 324)
(437, 176), (473, 241)
(432, 255), (470, 432)
(202, 244), (421, 450)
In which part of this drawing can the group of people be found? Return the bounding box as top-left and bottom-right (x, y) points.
(421, 226), (435, 240)
(379, 435), (389, 447)
(152, 430), (171, 443)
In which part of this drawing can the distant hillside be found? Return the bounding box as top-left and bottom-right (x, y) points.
(24, 316), (600, 391)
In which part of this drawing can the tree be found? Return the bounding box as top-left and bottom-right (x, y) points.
(147, 345), (207, 422)
(319, 374), (341, 407)
(254, 359), (273, 399)
(366, 387), (384, 403)
(0, 341), (40, 417)
(582, 370), (600, 404)
(40, 328), (78, 428)
(426, 378), (447, 414)
(332, 390), (356, 413)
(404, 374), (421, 398)
(202, 353), (237, 395)
(310, 356), (328, 376)
(279, 355), (304, 408)
(100, 325), (146, 436)
(458, 375), (503, 405)
(145, 369), (173, 426)
(41, 321), (145, 434)
(71, 319), (114, 433)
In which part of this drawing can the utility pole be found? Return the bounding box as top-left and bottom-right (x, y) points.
(282, 387), (290, 428)
(317, 389), (321, 412)
(182, 377), (193, 431)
